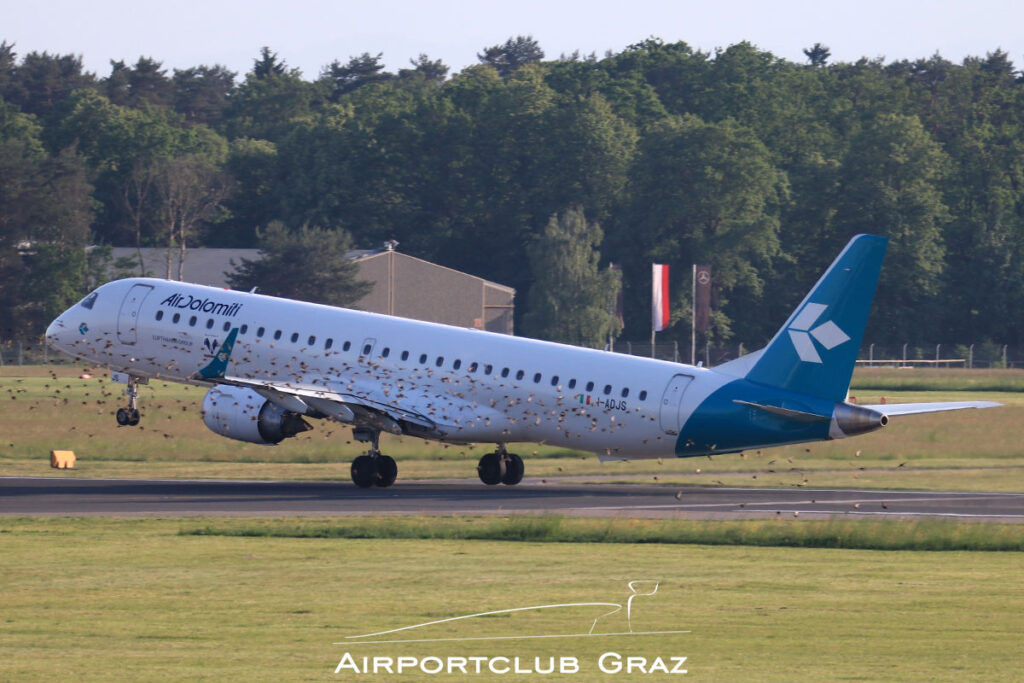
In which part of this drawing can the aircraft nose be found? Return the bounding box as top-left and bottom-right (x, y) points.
(45, 316), (67, 349)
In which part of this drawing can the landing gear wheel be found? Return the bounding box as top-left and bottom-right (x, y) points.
(116, 376), (143, 426)
(501, 453), (524, 486)
(477, 452), (506, 485)
(351, 455), (379, 488)
(375, 455), (397, 488)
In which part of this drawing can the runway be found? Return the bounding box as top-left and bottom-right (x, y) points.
(2, 476), (1023, 520)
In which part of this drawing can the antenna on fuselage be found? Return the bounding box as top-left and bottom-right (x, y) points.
(249, 286), (259, 294)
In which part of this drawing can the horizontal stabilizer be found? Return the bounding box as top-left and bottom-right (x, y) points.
(733, 400), (830, 422)
(862, 401), (1002, 416)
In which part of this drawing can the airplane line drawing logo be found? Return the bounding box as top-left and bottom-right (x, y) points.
(786, 302), (850, 364)
(335, 581), (689, 646)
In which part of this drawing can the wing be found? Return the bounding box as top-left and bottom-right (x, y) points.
(863, 401), (1003, 416)
(214, 374), (445, 437)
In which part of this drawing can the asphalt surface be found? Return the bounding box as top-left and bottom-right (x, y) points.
(2, 476), (1023, 521)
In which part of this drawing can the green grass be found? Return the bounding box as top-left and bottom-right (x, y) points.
(851, 366), (1024, 392)
(2, 516), (1023, 681)
(2, 365), (1023, 492)
(182, 515), (1024, 552)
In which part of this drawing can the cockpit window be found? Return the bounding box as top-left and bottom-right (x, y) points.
(79, 292), (98, 310)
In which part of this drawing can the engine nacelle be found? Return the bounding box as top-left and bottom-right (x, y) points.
(202, 386), (311, 444)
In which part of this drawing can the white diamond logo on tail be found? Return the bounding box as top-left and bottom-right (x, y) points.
(787, 303), (850, 364)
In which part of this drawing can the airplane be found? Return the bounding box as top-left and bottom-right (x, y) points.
(44, 234), (1000, 488)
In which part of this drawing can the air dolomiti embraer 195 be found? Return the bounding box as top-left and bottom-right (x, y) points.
(45, 234), (999, 488)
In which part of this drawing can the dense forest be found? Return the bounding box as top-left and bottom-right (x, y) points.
(2, 36), (1023, 354)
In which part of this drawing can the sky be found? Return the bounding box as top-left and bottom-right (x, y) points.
(5, 0), (1024, 80)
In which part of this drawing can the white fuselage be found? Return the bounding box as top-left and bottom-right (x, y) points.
(47, 278), (725, 459)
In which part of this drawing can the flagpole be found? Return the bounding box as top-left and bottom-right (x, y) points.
(650, 264), (656, 358)
(691, 264), (696, 365)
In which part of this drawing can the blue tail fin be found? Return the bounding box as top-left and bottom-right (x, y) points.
(718, 234), (888, 402)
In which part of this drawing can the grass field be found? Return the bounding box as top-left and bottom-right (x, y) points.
(2, 516), (1023, 681)
(3, 368), (1023, 681)
(2, 365), (1023, 491)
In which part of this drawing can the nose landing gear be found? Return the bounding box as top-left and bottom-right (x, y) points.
(115, 375), (143, 426)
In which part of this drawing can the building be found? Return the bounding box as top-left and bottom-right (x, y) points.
(102, 244), (515, 334)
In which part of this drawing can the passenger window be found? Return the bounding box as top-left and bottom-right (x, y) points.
(401, 350), (409, 361)
(533, 372), (541, 383)
(501, 368), (510, 378)
(240, 324), (248, 335)
(155, 310), (163, 321)
(274, 330), (282, 340)
(343, 341), (352, 351)
(189, 316), (197, 327)
(382, 347), (390, 358)
(621, 387), (629, 398)
(603, 385), (612, 395)
(568, 379), (577, 389)
(551, 375), (559, 386)
(290, 332), (299, 343)
(586, 381), (594, 392)
(516, 370), (525, 380)
(223, 321), (230, 332)
(172, 313), (180, 323)
(419, 353), (428, 364)
(325, 338), (333, 349)
(206, 318), (214, 329)
(435, 356), (444, 367)
(453, 359), (461, 370)
(363, 344), (372, 355)
(468, 362), (478, 373)
(639, 390), (648, 401)
(484, 364), (493, 375)
(308, 335), (316, 345)
(257, 327), (265, 338)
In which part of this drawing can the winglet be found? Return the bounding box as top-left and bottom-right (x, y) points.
(194, 327), (239, 380)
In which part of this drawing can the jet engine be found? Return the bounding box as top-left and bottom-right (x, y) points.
(201, 385), (311, 444)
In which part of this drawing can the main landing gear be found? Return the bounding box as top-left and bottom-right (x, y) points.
(349, 427), (398, 489)
(115, 375), (142, 427)
(477, 446), (524, 486)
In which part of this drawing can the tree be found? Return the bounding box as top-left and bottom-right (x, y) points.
(803, 43), (831, 68)
(478, 36), (544, 77)
(226, 222), (371, 307)
(172, 64), (235, 125)
(225, 50), (312, 140)
(321, 53), (391, 101)
(4, 51), (96, 121)
(154, 154), (232, 280)
(522, 207), (621, 345)
(616, 114), (782, 341)
(835, 113), (949, 342)
(398, 54), (449, 83)
(252, 47), (287, 79)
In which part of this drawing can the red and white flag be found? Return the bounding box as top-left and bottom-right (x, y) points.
(652, 264), (670, 332)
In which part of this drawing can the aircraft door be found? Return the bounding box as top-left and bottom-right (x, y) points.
(659, 374), (694, 434)
(116, 284), (154, 345)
